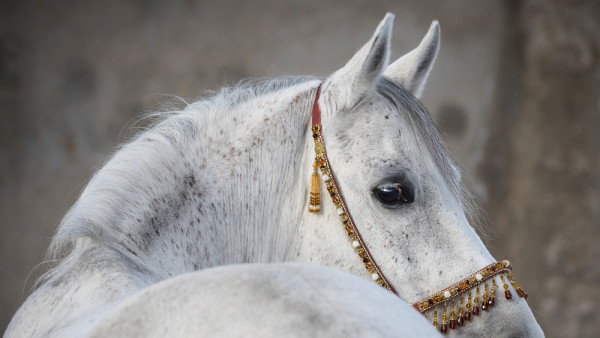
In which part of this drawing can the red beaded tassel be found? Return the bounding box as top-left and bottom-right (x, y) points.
(509, 273), (528, 299)
(488, 278), (496, 308)
(449, 298), (457, 330)
(501, 273), (512, 300)
(440, 302), (449, 334)
(457, 295), (465, 327)
(472, 285), (480, 316)
(481, 281), (489, 311)
(464, 291), (472, 321)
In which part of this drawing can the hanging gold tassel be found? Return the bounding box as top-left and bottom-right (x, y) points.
(308, 159), (320, 213)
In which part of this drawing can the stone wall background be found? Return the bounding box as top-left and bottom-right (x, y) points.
(1, 0), (597, 336)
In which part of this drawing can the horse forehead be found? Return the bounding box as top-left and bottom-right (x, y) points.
(356, 94), (398, 119)
(346, 97), (417, 158)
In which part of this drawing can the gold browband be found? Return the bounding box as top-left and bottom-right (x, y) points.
(308, 85), (529, 334)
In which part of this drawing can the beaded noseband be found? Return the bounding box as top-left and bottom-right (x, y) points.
(308, 84), (528, 334)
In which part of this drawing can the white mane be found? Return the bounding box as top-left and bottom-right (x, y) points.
(44, 77), (317, 280)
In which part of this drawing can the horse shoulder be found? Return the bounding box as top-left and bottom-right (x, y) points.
(87, 263), (440, 337)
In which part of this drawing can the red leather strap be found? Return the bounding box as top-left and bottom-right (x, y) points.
(312, 84), (322, 126)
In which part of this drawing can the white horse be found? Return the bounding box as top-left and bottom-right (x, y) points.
(6, 14), (543, 337)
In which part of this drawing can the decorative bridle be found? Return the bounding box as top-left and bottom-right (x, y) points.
(308, 84), (528, 334)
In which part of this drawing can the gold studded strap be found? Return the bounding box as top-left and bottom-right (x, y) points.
(311, 84), (398, 295)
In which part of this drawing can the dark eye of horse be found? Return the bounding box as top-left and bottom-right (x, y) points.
(374, 184), (414, 205)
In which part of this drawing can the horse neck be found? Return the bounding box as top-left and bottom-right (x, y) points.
(53, 82), (318, 278)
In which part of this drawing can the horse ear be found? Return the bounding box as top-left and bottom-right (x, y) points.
(324, 13), (394, 111)
(384, 21), (440, 99)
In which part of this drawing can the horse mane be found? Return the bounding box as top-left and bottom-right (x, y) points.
(39, 76), (318, 284)
(37, 75), (481, 287)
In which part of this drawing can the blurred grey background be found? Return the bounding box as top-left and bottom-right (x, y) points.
(1, 0), (598, 336)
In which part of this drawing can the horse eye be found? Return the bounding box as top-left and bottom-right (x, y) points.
(374, 184), (414, 205)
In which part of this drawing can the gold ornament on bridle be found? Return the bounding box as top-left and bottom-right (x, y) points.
(307, 84), (529, 334)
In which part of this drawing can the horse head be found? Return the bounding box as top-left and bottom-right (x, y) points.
(294, 14), (543, 336)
